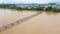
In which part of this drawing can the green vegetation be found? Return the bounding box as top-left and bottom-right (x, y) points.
(36, 7), (44, 11)
(52, 8), (60, 12)
(16, 7), (23, 10)
(0, 4), (17, 9)
(15, 6), (44, 11)
(0, 4), (60, 12)
(45, 6), (52, 11)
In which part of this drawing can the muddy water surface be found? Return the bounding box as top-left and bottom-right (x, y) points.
(0, 11), (60, 34)
(0, 9), (38, 26)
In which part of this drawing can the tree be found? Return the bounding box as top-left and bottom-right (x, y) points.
(36, 7), (44, 11)
(45, 6), (52, 11)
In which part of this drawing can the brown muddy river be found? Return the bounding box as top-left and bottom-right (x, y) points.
(0, 9), (60, 34)
(0, 9), (38, 26)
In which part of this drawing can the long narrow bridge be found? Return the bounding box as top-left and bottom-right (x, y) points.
(0, 12), (42, 31)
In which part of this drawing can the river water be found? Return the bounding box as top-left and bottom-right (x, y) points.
(0, 9), (60, 34)
(0, 9), (38, 26)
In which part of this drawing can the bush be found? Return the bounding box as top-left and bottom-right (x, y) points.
(36, 7), (44, 11)
(16, 7), (23, 10)
(53, 8), (60, 12)
(46, 6), (52, 11)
